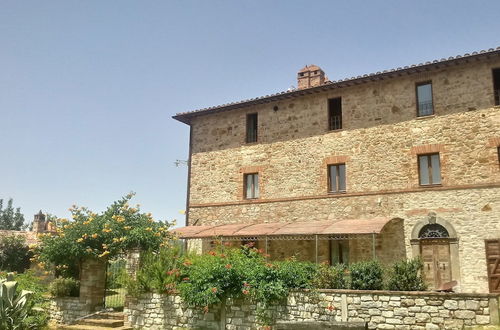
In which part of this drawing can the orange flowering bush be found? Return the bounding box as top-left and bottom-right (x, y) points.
(34, 193), (173, 277)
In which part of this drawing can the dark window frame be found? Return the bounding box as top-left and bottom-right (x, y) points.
(244, 173), (259, 199)
(417, 153), (442, 186)
(328, 97), (342, 131)
(493, 68), (500, 106)
(327, 163), (346, 193)
(416, 81), (434, 117)
(246, 113), (258, 143)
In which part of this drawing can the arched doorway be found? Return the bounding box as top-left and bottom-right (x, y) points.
(410, 213), (460, 290)
(419, 223), (451, 289)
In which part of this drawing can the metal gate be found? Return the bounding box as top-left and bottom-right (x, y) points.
(104, 256), (127, 310)
(485, 239), (500, 293)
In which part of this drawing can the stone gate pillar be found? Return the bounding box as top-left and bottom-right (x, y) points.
(79, 257), (107, 312)
(125, 248), (141, 279)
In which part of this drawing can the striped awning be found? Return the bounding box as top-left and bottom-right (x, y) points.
(173, 218), (399, 239)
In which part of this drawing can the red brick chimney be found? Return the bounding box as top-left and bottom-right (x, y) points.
(297, 65), (325, 89)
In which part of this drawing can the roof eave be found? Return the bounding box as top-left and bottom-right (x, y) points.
(172, 47), (500, 123)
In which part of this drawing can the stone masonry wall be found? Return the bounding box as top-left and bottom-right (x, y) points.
(49, 297), (91, 324)
(124, 290), (500, 330)
(185, 56), (500, 294)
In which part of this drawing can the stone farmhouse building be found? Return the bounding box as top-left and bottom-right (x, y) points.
(173, 47), (500, 294)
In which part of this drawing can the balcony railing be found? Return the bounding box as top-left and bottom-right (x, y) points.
(418, 101), (434, 116)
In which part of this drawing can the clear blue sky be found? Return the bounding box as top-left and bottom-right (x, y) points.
(1, 0), (500, 226)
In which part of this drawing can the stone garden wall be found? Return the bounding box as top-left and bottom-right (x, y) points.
(124, 290), (500, 330)
(49, 297), (92, 324)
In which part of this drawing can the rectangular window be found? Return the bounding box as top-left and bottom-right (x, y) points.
(418, 153), (441, 185)
(330, 240), (349, 265)
(493, 68), (500, 106)
(328, 97), (342, 130)
(246, 113), (258, 143)
(328, 164), (346, 193)
(416, 82), (434, 116)
(244, 173), (259, 199)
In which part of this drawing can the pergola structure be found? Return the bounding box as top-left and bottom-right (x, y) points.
(173, 218), (403, 263)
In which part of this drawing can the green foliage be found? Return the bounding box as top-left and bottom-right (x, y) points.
(0, 198), (25, 231)
(312, 263), (348, 289)
(35, 193), (173, 274)
(124, 247), (185, 297)
(49, 277), (79, 297)
(0, 272), (41, 330)
(349, 260), (384, 290)
(387, 258), (427, 291)
(0, 236), (32, 273)
(177, 244), (316, 325)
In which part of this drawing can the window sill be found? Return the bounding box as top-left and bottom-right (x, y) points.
(416, 114), (435, 120)
(418, 184), (442, 188)
(328, 191), (347, 195)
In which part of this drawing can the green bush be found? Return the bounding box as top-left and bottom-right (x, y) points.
(49, 277), (80, 297)
(349, 260), (384, 290)
(175, 244), (319, 325)
(387, 258), (427, 291)
(312, 263), (347, 289)
(0, 235), (32, 273)
(124, 246), (185, 297)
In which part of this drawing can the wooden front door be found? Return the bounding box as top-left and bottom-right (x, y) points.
(420, 239), (451, 289)
(485, 239), (500, 293)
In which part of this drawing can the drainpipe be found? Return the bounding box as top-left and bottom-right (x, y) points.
(372, 233), (376, 260)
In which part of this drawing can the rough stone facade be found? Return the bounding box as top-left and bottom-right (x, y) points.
(124, 290), (500, 329)
(49, 297), (91, 324)
(178, 54), (500, 293)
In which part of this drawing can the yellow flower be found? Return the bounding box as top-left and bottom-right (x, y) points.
(145, 227), (152, 231)
(60, 233), (65, 238)
(99, 250), (110, 258)
(88, 217), (94, 222)
(91, 234), (98, 239)
(124, 226), (131, 230)
(129, 208), (137, 213)
(113, 238), (120, 243)
(83, 221), (90, 225)
(102, 228), (112, 233)
(86, 248), (93, 253)
(120, 237), (126, 242)
(82, 234), (88, 239)
(44, 271), (49, 275)
(102, 244), (108, 249)
(154, 233), (161, 237)
(77, 238), (84, 243)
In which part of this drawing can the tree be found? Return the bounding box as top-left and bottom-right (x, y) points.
(0, 198), (25, 230)
(35, 193), (173, 278)
(0, 235), (31, 272)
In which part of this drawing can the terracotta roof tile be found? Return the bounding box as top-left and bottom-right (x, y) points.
(172, 218), (400, 239)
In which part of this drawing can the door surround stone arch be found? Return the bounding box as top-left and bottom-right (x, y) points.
(410, 212), (461, 290)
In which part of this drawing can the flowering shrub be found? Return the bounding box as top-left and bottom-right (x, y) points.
(34, 193), (173, 277)
(175, 244), (316, 325)
(124, 245), (185, 297)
